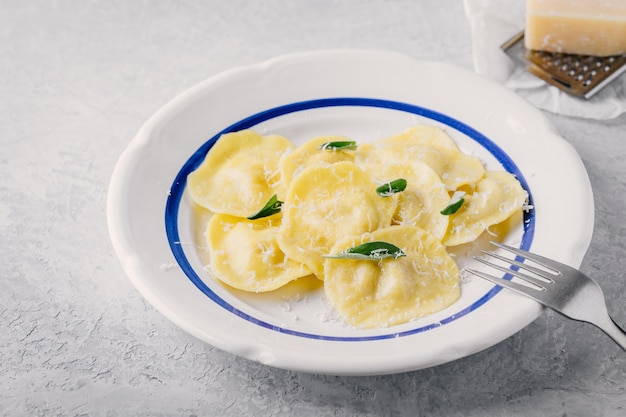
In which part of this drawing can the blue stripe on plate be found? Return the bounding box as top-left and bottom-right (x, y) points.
(165, 97), (535, 341)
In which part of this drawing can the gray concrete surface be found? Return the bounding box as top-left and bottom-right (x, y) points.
(2, 1), (625, 416)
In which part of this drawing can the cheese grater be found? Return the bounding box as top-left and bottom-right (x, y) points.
(501, 31), (626, 99)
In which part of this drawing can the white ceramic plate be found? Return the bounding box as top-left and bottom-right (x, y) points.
(107, 50), (594, 375)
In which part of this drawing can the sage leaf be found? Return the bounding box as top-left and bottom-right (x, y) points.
(318, 141), (357, 151)
(376, 178), (407, 197)
(440, 191), (466, 215)
(247, 194), (283, 220)
(323, 241), (406, 261)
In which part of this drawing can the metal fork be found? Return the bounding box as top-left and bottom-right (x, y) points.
(466, 242), (626, 351)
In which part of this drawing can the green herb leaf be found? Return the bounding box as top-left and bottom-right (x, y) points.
(376, 178), (407, 197)
(317, 141), (357, 151)
(323, 241), (406, 261)
(440, 191), (466, 215)
(247, 194), (283, 220)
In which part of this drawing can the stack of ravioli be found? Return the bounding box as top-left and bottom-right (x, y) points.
(187, 126), (527, 328)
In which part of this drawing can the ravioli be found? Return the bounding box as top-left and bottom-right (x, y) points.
(361, 161), (450, 241)
(387, 124), (461, 151)
(356, 140), (445, 176)
(324, 225), (460, 328)
(437, 149), (486, 192)
(278, 135), (355, 187)
(187, 130), (294, 217)
(277, 161), (397, 279)
(206, 214), (312, 292)
(443, 171), (527, 246)
(356, 125), (484, 191)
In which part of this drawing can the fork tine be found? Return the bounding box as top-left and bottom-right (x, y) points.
(479, 250), (556, 283)
(465, 268), (548, 304)
(472, 256), (551, 290)
(490, 242), (562, 273)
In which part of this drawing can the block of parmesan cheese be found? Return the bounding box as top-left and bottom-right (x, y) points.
(525, 0), (626, 56)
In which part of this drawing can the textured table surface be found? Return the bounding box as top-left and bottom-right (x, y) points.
(2, 1), (625, 416)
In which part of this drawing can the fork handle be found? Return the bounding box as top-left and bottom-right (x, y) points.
(594, 316), (626, 351)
